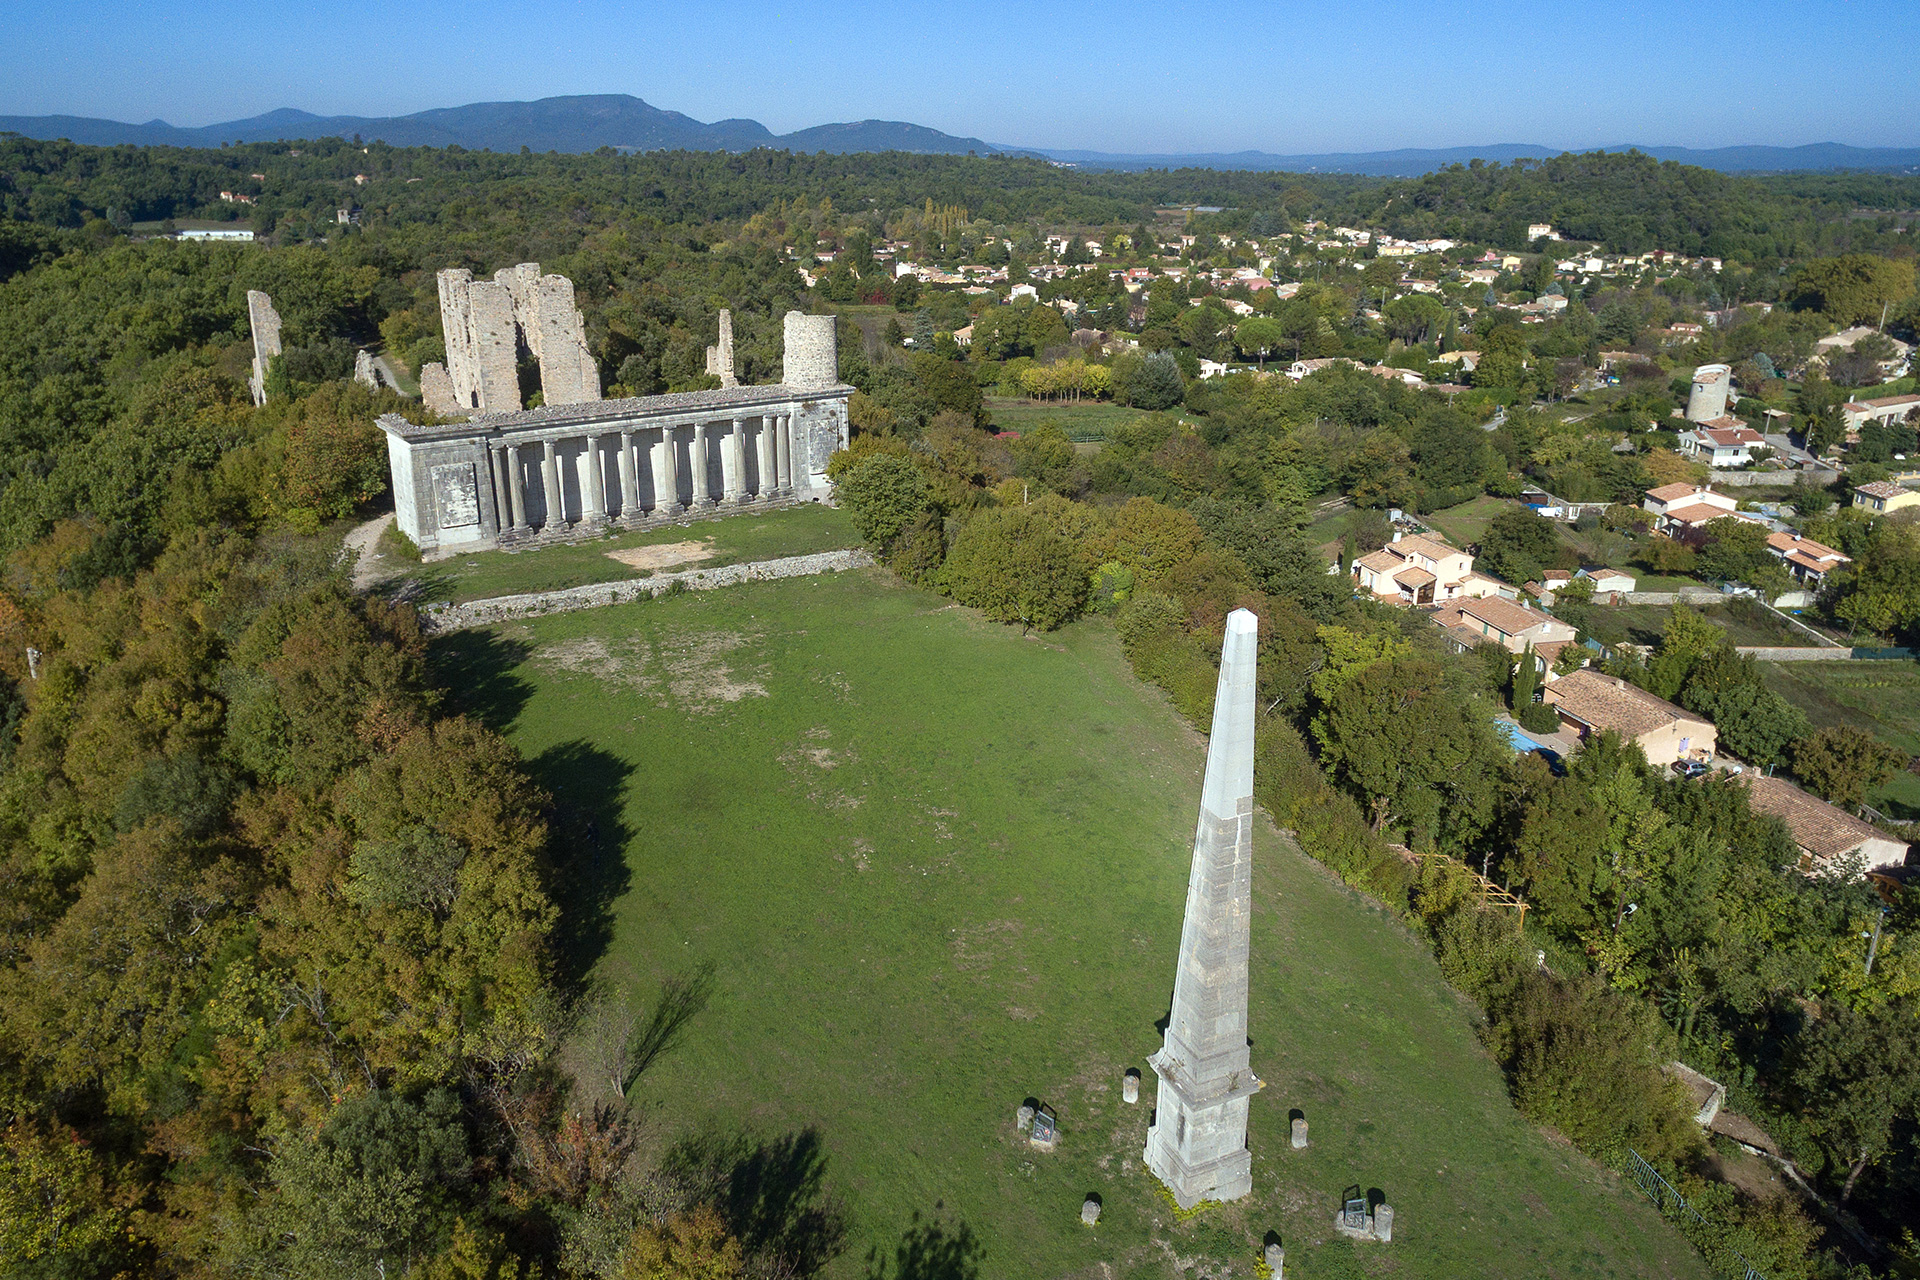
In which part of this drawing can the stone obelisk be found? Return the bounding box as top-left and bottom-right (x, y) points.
(1144, 607), (1260, 1209)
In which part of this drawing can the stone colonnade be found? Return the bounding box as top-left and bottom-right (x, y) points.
(488, 410), (800, 539)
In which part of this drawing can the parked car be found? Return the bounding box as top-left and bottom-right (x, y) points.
(1671, 759), (1711, 780)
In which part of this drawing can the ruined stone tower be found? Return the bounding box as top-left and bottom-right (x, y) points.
(423, 262), (601, 417)
(246, 290), (282, 406)
(1143, 608), (1261, 1209)
(705, 310), (738, 388)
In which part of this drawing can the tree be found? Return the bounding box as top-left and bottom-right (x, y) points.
(1693, 516), (1774, 587)
(1697, 682), (1808, 769)
(1316, 656), (1506, 845)
(1478, 506), (1564, 586)
(261, 1088), (472, 1277)
(1128, 351), (1185, 410)
(619, 1205), (746, 1279)
(1512, 643), (1538, 711)
(1234, 316), (1285, 367)
(1790, 1001), (1920, 1202)
(1785, 255), (1917, 328)
(835, 454), (931, 551)
(940, 505), (1088, 631)
(1835, 517), (1920, 640)
(1792, 726), (1905, 807)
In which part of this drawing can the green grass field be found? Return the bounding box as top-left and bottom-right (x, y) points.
(433, 569), (1706, 1279)
(387, 504), (857, 605)
(1561, 601), (1805, 650)
(983, 398), (1182, 441)
(1761, 660), (1920, 818)
(1422, 495), (1514, 548)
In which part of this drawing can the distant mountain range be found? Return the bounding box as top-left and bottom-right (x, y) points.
(4, 94), (1918, 176)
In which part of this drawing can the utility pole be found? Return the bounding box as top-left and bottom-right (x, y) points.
(1865, 905), (1888, 976)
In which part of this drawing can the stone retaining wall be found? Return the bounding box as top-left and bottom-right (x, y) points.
(1621, 590), (1728, 605)
(1740, 646), (1917, 661)
(1707, 469), (1840, 487)
(419, 549), (873, 633)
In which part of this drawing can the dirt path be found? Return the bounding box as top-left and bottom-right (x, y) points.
(342, 513), (405, 593)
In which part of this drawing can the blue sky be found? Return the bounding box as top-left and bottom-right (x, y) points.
(5, 0), (1918, 153)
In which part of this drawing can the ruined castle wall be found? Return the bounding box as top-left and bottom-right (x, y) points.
(246, 290), (282, 406)
(438, 269), (522, 413)
(529, 273), (600, 406)
(782, 312), (838, 390)
(419, 363), (462, 417)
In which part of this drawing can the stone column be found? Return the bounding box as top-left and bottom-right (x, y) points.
(727, 416), (749, 504)
(756, 413), (777, 501)
(507, 443), (528, 532)
(488, 444), (512, 533)
(692, 423), (715, 508)
(658, 424), (680, 514)
(776, 412), (794, 497)
(617, 430), (638, 524)
(583, 434), (606, 530)
(540, 438), (564, 534)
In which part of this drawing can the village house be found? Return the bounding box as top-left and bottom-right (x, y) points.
(1430, 597), (1579, 672)
(1678, 419), (1766, 467)
(1840, 394), (1920, 434)
(1352, 533), (1506, 605)
(1541, 670), (1718, 767)
(1642, 483), (1752, 536)
(1578, 567), (1637, 594)
(1852, 480), (1920, 515)
(1765, 531), (1850, 585)
(1740, 775), (1910, 879)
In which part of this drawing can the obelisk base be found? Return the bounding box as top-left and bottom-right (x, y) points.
(1142, 1052), (1260, 1209)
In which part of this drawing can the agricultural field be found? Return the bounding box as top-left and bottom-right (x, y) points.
(385, 503), (858, 605)
(982, 397), (1182, 441)
(431, 568), (1707, 1279)
(1760, 659), (1920, 818)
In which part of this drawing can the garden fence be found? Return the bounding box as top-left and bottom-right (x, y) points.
(1624, 1147), (1768, 1280)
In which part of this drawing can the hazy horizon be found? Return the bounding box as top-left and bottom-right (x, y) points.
(7, 0), (1920, 154)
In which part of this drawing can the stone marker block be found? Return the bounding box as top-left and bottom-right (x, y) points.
(1016, 1105), (1034, 1133)
(1264, 1242), (1284, 1277)
(1080, 1197), (1101, 1226)
(1122, 1071), (1139, 1104)
(1374, 1204), (1393, 1242)
(1290, 1117), (1309, 1149)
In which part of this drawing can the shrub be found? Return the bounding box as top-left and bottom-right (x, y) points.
(887, 511), (947, 587)
(835, 453), (931, 551)
(1519, 702), (1561, 735)
(1485, 969), (1698, 1163)
(940, 506), (1088, 631)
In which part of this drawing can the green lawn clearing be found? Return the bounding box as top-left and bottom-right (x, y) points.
(1562, 601), (1804, 650)
(983, 398), (1181, 441)
(1422, 494), (1517, 548)
(433, 569), (1708, 1279)
(385, 503), (857, 605)
(1760, 659), (1920, 818)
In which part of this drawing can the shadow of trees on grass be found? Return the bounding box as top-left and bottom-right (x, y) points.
(864, 1210), (984, 1280)
(664, 1127), (851, 1277)
(528, 739), (636, 991)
